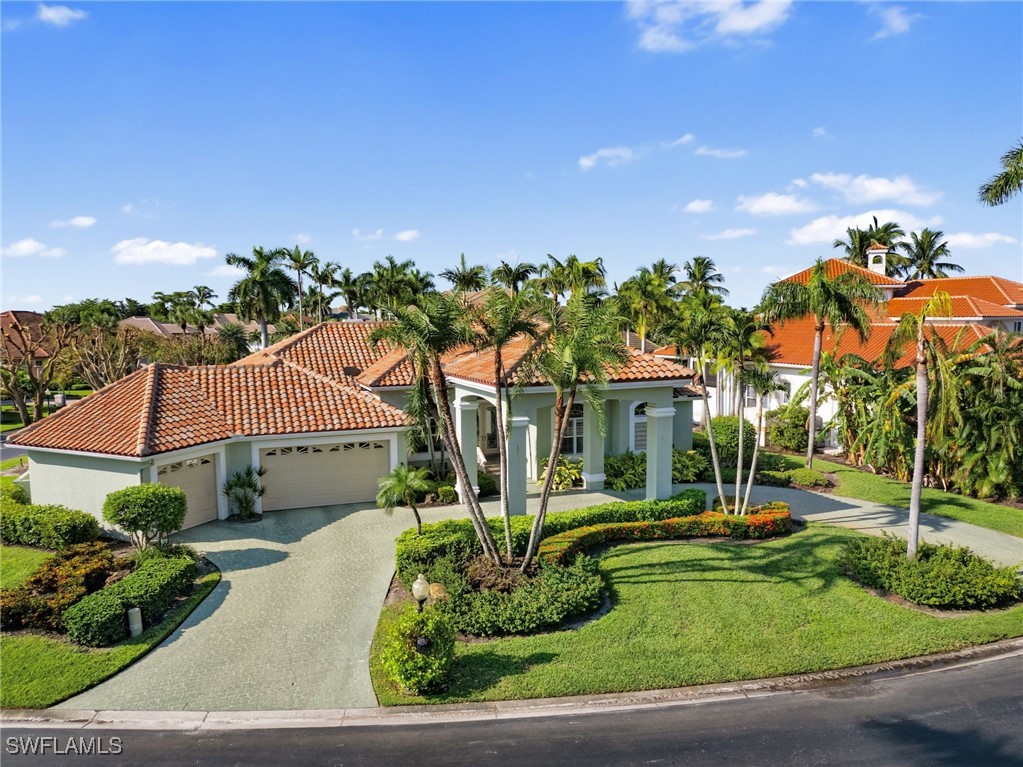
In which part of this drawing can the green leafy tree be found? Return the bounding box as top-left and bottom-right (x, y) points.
(679, 256), (728, 300)
(376, 464), (432, 534)
(440, 253), (488, 292)
(491, 260), (537, 294)
(282, 246), (318, 330)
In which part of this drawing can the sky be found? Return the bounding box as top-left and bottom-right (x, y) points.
(2, 1), (1021, 313)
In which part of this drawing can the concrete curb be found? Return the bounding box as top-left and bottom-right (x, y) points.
(4, 637), (1020, 731)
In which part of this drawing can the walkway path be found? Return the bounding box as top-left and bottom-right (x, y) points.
(58, 483), (1021, 713)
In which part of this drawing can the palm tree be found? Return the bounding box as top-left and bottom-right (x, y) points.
(282, 246), (318, 330)
(617, 268), (669, 349)
(887, 291), (953, 559)
(739, 369), (787, 515)
(760, 258), (883, 469)
(979, 139), (1023, 206)
(833, 226), (873, 268)
(335, 267), (365, 319)
(538, 254), (606, 302)
(308, 261), (340, 323)
(519, 294), (628, 571)
(473, 285), (542, 558)
(192, 285), (217, 310)
(371, 256), (431, 317)
(226, 247), (298, 348)
(898, 229), (963, 279)
(368, 294), (501, 563)
(377, 464), (432, 534)
(835, 217), (907, 275)
(491, 260), (537, 295)
(217, 321), (250, 361)
(440, 254), (488, 292)
(679, 256), (728, 299)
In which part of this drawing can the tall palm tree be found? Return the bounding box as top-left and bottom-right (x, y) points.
(538, 254), (606, 302)
(370, 256), (432, 317)
(440, 254), (488, 292)
(979, 139), (1023, 206)
(617, 268), (669, 348)
(835, 217), (907, 275)
(491, 260), (537, 295)
(368, 294), (501, 563)
(519, 294), (628, 571)
(216, 321), (250, 361)
(472, 285), (542, 559)
(833, 226), (873, 268)
(192, 285), (217, 310)
(898, 229), (963, 279)
(309, 261), (340, 323)
(739, 369), (787, 515)
(335, 267), (364, 319)
(679, 256), (728, 299)
(760, 258), (883, 469)
(377, 464), (432, 535)
(226, 247), (298, 348)
(282, 246), (318, 330)
(887, 291), (953, 559)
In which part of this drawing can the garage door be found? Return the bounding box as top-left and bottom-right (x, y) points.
(259, 441), (390, 511)
(157, 455), (218, 530)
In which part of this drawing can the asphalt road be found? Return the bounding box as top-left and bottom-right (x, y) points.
(4, 655), (1022, 767)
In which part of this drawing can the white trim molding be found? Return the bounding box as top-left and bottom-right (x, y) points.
(646, 406), (676, 419)
(581, 472), (606, 484)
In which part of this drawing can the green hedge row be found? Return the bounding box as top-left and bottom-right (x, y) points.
(63, 555), (198, 646)
(0, 497), (99, 549)
(395, 489), (707, 585)
(538, 503), (793, 566)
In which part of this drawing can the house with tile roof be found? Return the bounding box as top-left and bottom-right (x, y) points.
(10, 320), (698, 532)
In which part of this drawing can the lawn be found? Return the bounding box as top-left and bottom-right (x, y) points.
(370, 525), (1023, 705)
(0, 546), (53, 590)
(0, 570), (220, 709)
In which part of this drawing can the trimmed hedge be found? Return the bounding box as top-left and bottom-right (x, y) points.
(842, 535), (1022, 610)
(395, 490), (707, 585)
(63, 555), (198, 646)
(0, 500), (99, 549)
(538, 503), (793, 566)
(757, 470), (791, 487)
(381, 605), (457, 693)
(0, 483), (30, 505)
(785, 468), (831, 488)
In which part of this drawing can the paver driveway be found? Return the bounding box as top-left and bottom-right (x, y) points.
(57, 484), (1021, 712)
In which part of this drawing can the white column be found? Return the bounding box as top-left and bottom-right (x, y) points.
(507, 416), (529, 516)
(455, 399), (479, 501)
(581, 401), (605, 490)
(646, 406), (675, 500)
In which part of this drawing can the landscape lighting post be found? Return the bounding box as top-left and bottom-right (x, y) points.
(412, 573), (430, 613)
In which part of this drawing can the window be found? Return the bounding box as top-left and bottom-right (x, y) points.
(744, 386), (757, 409)
(631, 402), (647, 452)
(1014, 321), (1022, 333)
(560, 404), (584, 455)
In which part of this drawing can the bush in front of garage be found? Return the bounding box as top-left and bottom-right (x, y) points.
(0, 498), (99, 549)
(63, 552), (199, 646)
(381, 604), (456, 694)
(102, 484), (187, 551)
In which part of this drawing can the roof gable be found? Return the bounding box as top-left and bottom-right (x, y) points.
(782, 258), (904, 287)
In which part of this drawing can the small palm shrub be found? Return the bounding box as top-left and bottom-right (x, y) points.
(381, 605), (456, 694)
(378, 464), (431, 534)
(222, 466), (267, 521)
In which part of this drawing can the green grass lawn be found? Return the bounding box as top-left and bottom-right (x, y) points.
(0, 546), (53, 590)
(0, 571), (220, 709)
(1, 456), (28, 472)
(370, 525), (1023, 705)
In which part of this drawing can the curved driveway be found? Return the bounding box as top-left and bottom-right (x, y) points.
(59, 484), (1022, 711)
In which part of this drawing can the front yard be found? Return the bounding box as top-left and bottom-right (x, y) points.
(371, 524), (1023, 705)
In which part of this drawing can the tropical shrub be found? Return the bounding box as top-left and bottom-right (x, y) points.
(842, 535), (1021, 609)
(0, 482), (30, 505)
(768, 405), (810, 453)
(0, 501), (99, 549)
(672, 449), (709, 483)
(708, 416), (756, 466)
(436, 486), (457, 504)
(222, 466), (267, 520)
(785, 468), (831, 488)
(757, 470), (792, 488)
(380, 605), (456, 693)
(605, 451), (645, 491)
(537, 456), (583, 490)
(476, 471), (498, 498)
(102, 484), (188, 550)
(753, 452), (791, 474)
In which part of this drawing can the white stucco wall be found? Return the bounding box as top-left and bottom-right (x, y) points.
(25, 450), (144, 530)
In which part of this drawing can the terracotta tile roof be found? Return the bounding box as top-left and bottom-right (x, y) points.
(782, 258), (904, 287)
(764, 315), (992, 369)
(886, 295), (1023, 320)
(356, 348), (416, 388)
(898, 276), (1023, 307)
(673, 385), (703, 399)
(1, 310), (50, 362)
(9, 361), (407, 457)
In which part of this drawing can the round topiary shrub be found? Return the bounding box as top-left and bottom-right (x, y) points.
(708, 416), (756, 466)
(381, 605), (456, 694)
(768, 405), (810, 453)
(102, 484), (187, 551)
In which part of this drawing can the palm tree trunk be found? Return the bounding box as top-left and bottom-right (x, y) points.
(494, 352), (513, 560)
(702, 361), (729, 512)
(259, 317), (269, 349)
(907, 340), (927, 560)
(740, 395), (765, 515)
(521, 391), (574, 572)
(296, 271), (305, 330)
(411, 503), (422, 535)
(734, 406), (745, 514)
(806, 323), (824, 469)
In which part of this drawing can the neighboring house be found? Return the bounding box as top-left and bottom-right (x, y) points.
(1, 310), (50, 368)
(120, 313), (274, 349)
(10, 322), (698, 532)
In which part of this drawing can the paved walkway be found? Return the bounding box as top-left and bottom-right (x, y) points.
(58, 484), (1021, 713)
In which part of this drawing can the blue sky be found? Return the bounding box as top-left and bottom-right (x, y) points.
(2, 1), (1021, 312)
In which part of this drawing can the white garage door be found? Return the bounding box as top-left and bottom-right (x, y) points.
(157, 455), (218, 530)
(259, 441), (390, 511)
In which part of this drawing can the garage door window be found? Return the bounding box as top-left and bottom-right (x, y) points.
(158, 457), (213, 477)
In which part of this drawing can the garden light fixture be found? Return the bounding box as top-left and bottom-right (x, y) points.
(412, 573), (430, 612)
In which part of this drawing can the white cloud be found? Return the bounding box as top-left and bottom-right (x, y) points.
(50, 215), (96, 228)
(695, 145), (747, 160)
(394, 229), (421, 242)
(121, 203), (134, 214)
(736, 192), (815, 216)
(812, 127), (828, 138)
(7, 294), (44, 307)
(684, 199), (715, 213)
(112, 238), (217, 266)
(293, 233), (312, 245)
(579, 146), (634, 170)
(670, 133), (695, 147)
(1, 238), (66, 258)
(789, 178), (808, 189)
(809, 172), (940, 206)
(787, 209), (942, 246)
(870, 5), (922, 40)
(701, 227), (757, 240)
(37, 4), (87, 26)
(352, 228), (383, 242)
(945, 232), (1018, 250)
(627, 0), (792, 53)
(206, 264), (246, 278)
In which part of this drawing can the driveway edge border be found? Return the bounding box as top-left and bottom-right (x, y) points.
(4, 636), (1021, 730)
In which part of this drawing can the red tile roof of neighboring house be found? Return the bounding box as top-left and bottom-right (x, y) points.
(897, 276), (1023, 307)
(885, 295), (1023, 320)
(9, 361), (407, 457)
(1, 310), (51, 362)
(781, 258), (905, 287)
